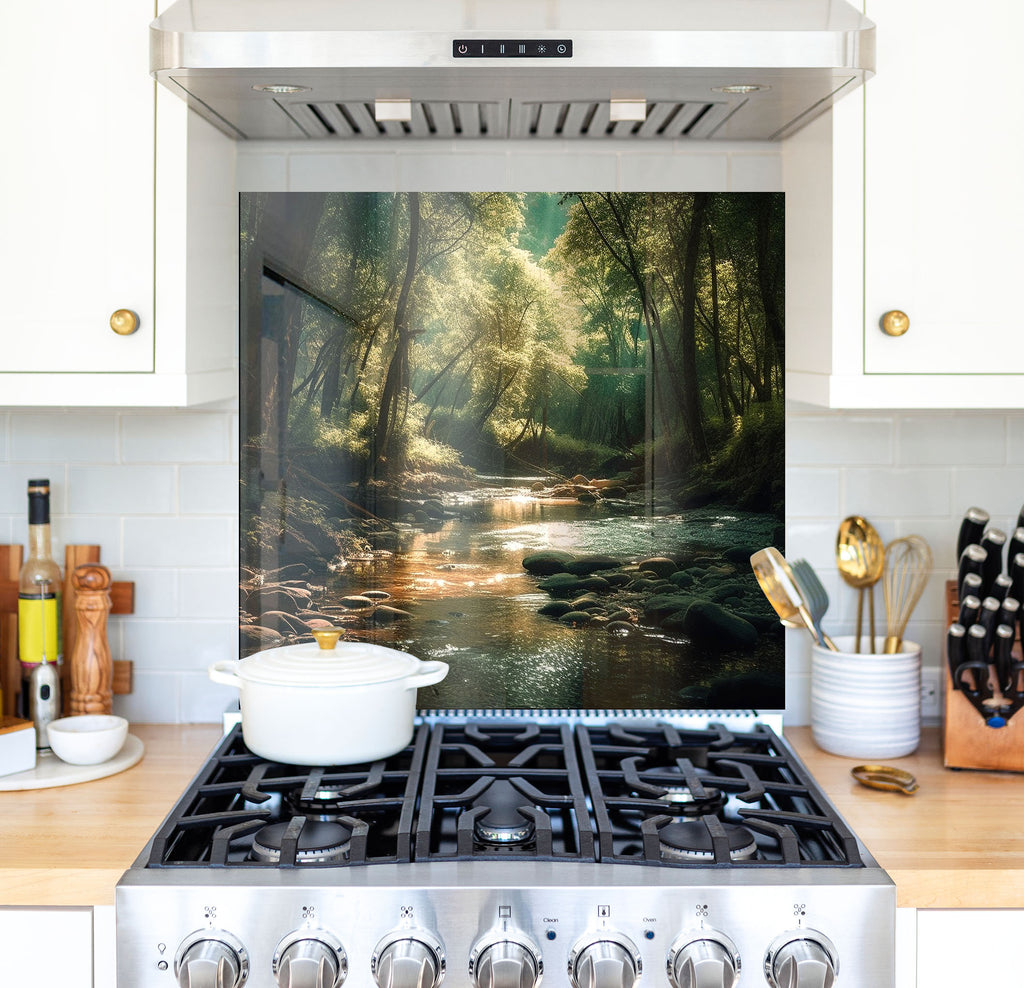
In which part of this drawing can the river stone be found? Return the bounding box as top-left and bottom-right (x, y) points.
(362, 590), (391, 600)
(523, 551), (577, 575)
(668, 570), (695, 589)
(603, 572), (632, 588)
(643, 593), (697, 621)
(607, 609), (633, 622)
(577, 491), (599, 503)
(724, 546), (760, 565)
(538, 600), (574, 617)
(565, 554), (621, 575)
(575, 575), (611, 593)
(571, 474), (591, 484)
(734, 609), (780, 632)
(338, 595), (376, 609)
(368, 605), (413, 624)
(559, 610), (593, 626)
(530, 481), (547, 491)
(681, 601), (758, 650)
(537, 573), (584, 597)
(629, 577), (659, 591)
(240, 625), (284, 649)
(637, 557), (678, 578)
(606, 620), (637, 637)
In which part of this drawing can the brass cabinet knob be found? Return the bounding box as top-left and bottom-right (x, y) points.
(880, 310), (910, 337)
(109, 309), (140, 336)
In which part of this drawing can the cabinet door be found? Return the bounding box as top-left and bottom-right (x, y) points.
(0, 0), (154, 374)
(863, 0), (1024, 376)
(0, 907), (94, 987)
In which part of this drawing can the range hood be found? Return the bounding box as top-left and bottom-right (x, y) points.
(151, 0), (874, 142)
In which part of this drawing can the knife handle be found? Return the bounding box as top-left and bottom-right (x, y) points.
(998, 596), (1020, 630)
(947, 623), (967, 690)
(978, 596), (1002, 650)
(981, 528), (1008, 587)
(994, 623), (1016, 695)
(965, 624), (994, 697)
(958, 594), (982, 628)
(1011, 553), (1024, 604)
(958, 544), (988, 599)
(990, 573), (1014, 603)
(957, 506), (990, 562)
(1008, 527), (1024, 567)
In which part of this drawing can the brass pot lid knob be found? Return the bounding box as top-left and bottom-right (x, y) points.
(109, 309), (140, 336)
(311, 628), (344, 650)
(880, 310), (910, 337)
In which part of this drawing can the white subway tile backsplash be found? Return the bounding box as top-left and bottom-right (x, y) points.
(289, 153), (399, 191)
(618, 152), (728, 191)
(179, 672), (239, 724)
(508, 152), (618, 191)
(899, 413), (1006, 465)
(118, 568), (181, 619)
(727, 153), (783, 190)
(950, 467), (1024, 524)
(120, 412), (231, 463)
(69, 465), (176, 515)
(180, 464), (238, 515)
(9, 412), (117, 462)
(179, 568), (238, 619)
(48, 516), (123, 564)
(843, 468), (951, 518)
(0, 465), (66, 514)
(123, 517), (234, 567)
(124, 617), (237, 672)
(785, 468), (840, 518)
(113, 671), (182, 724)
(787, 415), (892, 466)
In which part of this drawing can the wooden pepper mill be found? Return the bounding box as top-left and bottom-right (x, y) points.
(69, 564), (113, 715)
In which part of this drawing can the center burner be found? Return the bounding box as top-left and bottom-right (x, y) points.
(141, 720), (863, 870)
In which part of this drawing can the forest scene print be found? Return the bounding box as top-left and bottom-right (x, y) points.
(239, 191), (785, 711)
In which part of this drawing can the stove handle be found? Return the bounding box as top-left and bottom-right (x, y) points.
(764, 931), (838, 988)
(175, 930), (248, 988)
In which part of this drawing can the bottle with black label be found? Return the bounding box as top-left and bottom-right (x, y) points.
(18, 479), (62, 733)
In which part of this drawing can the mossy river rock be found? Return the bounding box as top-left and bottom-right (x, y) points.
(524, 547), (775, 650)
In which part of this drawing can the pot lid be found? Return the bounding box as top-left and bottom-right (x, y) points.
(237, 640), (424, 687)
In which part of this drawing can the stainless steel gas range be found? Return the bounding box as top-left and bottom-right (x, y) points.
(116, 715), (894, 988)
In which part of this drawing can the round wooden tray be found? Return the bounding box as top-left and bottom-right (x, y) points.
(0, 734), (143, 791)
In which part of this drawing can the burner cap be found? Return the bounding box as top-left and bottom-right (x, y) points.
(658, 821), (757, 863)
(251, 820), (352, 864)
(472, 780), (536, 845)
(657, 785), (727, 818)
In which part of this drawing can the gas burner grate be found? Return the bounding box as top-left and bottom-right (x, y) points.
(143, 719), (864, 871)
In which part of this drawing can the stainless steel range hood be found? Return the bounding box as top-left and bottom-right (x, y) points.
(151, 0), (874, 142)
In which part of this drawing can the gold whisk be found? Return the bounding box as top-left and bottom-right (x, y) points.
(882, 535), (933, 653)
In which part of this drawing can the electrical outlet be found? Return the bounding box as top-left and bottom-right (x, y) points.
(920, 667), (942, 720)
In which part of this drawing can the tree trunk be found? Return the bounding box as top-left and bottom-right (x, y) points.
(374, 192), (421, 471)
(679, 193), (709, 459)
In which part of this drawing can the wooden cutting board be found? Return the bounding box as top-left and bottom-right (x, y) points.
(0, 734), (143, 791)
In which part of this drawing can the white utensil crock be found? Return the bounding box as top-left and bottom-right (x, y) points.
(810, 635), (921, 759)
(209, 640), (448, 765)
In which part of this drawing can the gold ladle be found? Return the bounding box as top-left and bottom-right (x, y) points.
(750, 547), (839, 650)
(836, 516), (886, 653)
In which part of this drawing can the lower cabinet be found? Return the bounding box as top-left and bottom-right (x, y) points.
(0, 906), (95, 987)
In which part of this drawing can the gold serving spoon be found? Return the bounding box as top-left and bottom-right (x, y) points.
(836, 516), (886, 653)
(750, 547), (839, 650)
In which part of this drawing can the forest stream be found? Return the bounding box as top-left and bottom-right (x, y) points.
(299, 481), (782, 711)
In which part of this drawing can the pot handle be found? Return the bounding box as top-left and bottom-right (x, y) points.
(405, 660), (449, 690)
(209, 660), (243, 689)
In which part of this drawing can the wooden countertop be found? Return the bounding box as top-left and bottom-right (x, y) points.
(0, 724), (221, 907)
(786, 726), (1024, 909)
(1, 725), (1020, 909)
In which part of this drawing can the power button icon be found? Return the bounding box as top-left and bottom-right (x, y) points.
(457, 44), (468, 54)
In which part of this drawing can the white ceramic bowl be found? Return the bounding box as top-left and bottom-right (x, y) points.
(46, 715), (128, 765)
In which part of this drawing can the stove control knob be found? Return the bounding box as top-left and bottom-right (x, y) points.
(568, 934), (641, 988)
(274, 931), (347, 988)
(764, 931), (838, 988)
(372, 931), (446, 988)
(668, 932), (740, 988)
(470, 933), (543, 988)
(174, 930), (249, 988)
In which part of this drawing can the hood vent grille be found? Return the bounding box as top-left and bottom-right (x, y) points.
(278, 99), (736, 140)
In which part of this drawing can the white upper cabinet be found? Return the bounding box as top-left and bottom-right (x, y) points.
(0, 0), (237, 407)
(785, 0), (1024, 408)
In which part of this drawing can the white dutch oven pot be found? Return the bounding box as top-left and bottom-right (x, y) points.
(209, 631), (448, 765)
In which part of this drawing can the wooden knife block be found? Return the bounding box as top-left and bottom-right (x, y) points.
(0, 545), (134, 718)
(943, 580), (1024, 772)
